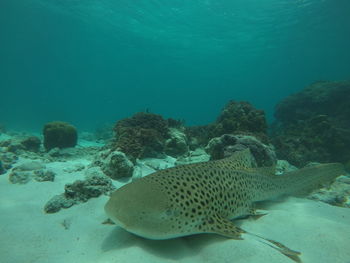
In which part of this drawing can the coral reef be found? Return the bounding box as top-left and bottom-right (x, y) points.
(111, 104), (265, 160)
(114, 112), (169, 160)
(186, 101), (268, 149)
(20, 136), (41, 152)
(44, 172), (114, 213)
(272, 81), (350, 167)
(213, 101), (268, 138)
(205, 134), (276, 167)
(43, 121), (78, 151)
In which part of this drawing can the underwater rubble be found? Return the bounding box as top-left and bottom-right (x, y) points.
(44, 168), (115, 213)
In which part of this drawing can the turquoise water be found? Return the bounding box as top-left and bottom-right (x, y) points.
(1, 0), (350, 131)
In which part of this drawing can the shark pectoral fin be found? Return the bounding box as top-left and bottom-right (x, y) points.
(247, 208), (268, 220)
(203, 214), (245, 239)
(102, 218), (115, 225)
(265, 238), (302, 263)
(259, 238), (302, 263)
(248, 232), (302, 263)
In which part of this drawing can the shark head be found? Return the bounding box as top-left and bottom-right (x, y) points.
(104, 178), (183, 239)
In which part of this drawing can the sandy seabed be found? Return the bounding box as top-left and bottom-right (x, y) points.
(1, 155), (350, 263)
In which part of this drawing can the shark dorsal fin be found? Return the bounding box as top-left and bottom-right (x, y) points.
(218, 148), (257, 169)
(218, 148), (276, 176)
(247, 166), (277, 177)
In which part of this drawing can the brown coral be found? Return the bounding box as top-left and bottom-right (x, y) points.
(114, 112), (169, 160)
(185, 101), (268, 148)
(43, 121), (78, 151)
(272, 81), (350, 166)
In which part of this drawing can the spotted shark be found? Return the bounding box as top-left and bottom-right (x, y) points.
(105, 149), (345, 260)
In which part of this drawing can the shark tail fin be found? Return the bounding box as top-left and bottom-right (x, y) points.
(282, 163), (345, 197)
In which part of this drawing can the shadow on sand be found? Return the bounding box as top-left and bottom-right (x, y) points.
(101, 226), (231, 260)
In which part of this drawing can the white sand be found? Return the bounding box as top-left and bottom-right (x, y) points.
(1, 159), (350, 263)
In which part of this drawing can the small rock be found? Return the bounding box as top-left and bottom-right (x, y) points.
(134, 159), (157, 178)
(8, 171), (31, 184)
(63, 164), (85, 173)
(142, 158), (173, 170)
(44, 174), (115, 213)
(34, 170), (55, 182)
(16, 161), (45, 171)
(175, 148), (210, 165)
(101, 151), (134, 180)
(84, 166), (104, 177)
(276, 160), (298, 175)
(7, 143), (25, 153)
(44, 194), (75, 213)
(61, 219), (72, 230)
(164, 128), (189, 157)
(64, 174), (114, 201)
(48, 147), (60, 157)
(205, 134), (276, 166)
(0, 152), (18, 170)
(309, 190), (347, 206)
(190, 148), (208, 157)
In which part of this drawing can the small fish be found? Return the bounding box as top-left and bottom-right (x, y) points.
(105, 149), (344, 261)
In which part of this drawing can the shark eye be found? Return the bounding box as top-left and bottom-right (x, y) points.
(165, 208), (180, 217)
(165, 209), (173, 216)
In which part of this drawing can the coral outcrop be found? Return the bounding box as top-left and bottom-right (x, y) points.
(20, 136), (41, 152)
(186, 101), (268, 149)
(114, 112), (169, 160)
(271, 81), (350, 167)
(205, 134), (276, 167)
(44, 171), (114, 213)
(96, 150), (134, 180)
(8, 161), (55, 184)
(43, 121), (78, 151)
(164, 128), (189, 157)
(212, 101), (268, 138)
(0, 139), (25, 153)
